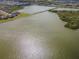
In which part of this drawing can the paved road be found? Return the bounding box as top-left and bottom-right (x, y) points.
(0, 11), (79, 59)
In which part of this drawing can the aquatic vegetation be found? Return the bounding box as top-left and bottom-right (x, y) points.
(49, 10), (79, 30)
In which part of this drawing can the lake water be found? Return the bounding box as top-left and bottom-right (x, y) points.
(18, 5), (55, 14)
(0, 6), (79, 59)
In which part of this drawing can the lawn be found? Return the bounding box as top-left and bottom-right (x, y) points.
(0, 13), (30, 23)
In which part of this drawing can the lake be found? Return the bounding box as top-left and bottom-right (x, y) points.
(0, 5), (79, 59)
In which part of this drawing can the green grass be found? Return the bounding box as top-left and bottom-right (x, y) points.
(0, 13), (30, 23)
(8, 5), (23, 13)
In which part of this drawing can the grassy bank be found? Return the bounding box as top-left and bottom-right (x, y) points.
(49, 10), (79, 30)
(7, 5), (23, 13)
(0, 13), (30, 23)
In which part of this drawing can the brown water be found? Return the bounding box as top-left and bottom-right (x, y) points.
(0, 11), (79, 59)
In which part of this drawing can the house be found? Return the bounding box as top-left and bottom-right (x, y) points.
(0, 0), (31, 5)
(0, 10), (9, 16)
